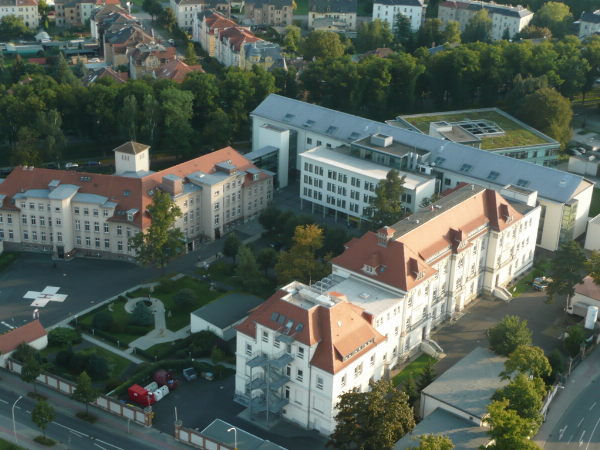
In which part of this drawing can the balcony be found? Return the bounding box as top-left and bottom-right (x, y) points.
(240, 392), (289, 414)
(246, 373), (267, 391)
(246, 351), (269, 368)
(268, 348), (294, 369)
(267, 365), (290, 390)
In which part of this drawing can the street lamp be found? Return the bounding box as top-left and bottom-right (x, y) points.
(227, 427), (237, 450)
(12, 396), (22, 445)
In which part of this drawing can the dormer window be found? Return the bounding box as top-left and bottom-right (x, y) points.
(416, 270), (425, 280)
(253, 173), (259, 181)
(363, 265), (376, 274)
(127, 213), (133, 221)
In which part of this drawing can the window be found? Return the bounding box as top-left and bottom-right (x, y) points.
(95, 238), (100, 248)
(57, 232), (62, 242)
(103, 209), (108, 217)
(459, 164), (473, 173)
(8, 230), (12, 239)
(94, 222), (99, 232)
(488, 171), (501, 181)
(262, 331), (269, 343)
(370, 354), (375, 366)
(354, 363), (363, 377)
(118, 241), (123, 251)
(516, 179), (530, 188)
(76, 235), (80, 245)
(104, 223), (109, 233)
(246, 343), (252, 356)
(6, 214), (11, 224)
(32, 230), (37, 241)
(127, 241), (132, 253)
(93, 209), (99, 217)
(433, 157), (446, 166)
(316, 376), (324, 390)
(341, 375), (346, 388)
(30, 216), (36, 225)
(22, 215), (27, 225)
(307, 137), (313, 145)
(395, 326), (399, 336)
(127, 227), (131, 237)
(23, 230), (28, 240)
(105, 239), (110, 249)
(297, 369), (303, 382)
(84, 208), (89, 215)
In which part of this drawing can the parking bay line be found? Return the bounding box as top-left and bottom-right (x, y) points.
(51, 421), (88, 437)
(95, 439), (125, 450)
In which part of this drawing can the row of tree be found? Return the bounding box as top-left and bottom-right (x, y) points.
(0, 52), (281, 165)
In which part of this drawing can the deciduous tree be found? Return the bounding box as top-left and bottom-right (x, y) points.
(532, 2), (573, 39)
(284, 25), (301, 52)
(223, 233), (242, 263)
(0, 15), (30, 37)
(184, 42), (199, 66)
(564, 323), (585, 356)
(160, 87), (194, 157)
(71, 371), (100, 414)
(500, 345), (551, 381)
(491, 375), (544, 433)
(545, 240), (586, 319)
(484, 400), (542, 450)
(489, 315), (532, 357)
(31, 399), (55, 439)
(403, 373), (419, 408)
(235, 245), (264, 293)
(356, 19), (394, 53)
(129, 189), (185, 272)
(300, 30), (345, 60)
(257, 247), (278, 277)
(160, 6), (177, 32)
(363, 168), (405, 231)
(119, 95), (138, 141)
(22, 357), (42, 394)
(416, 358), (437, 391)
(408, 434), (454, 450)
(275, 224), (330, 284)
(462, 9), (492, 43)
(441, 20), (461, 44)
(327, 380), (415, 450)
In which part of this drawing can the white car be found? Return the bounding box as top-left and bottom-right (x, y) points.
(88, 58), (100, 63)
(65, 163), (78, 169)
(168, 39), (175, 45)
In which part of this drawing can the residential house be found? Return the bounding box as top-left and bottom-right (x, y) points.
(235, 184), (539, 435)
(372, 0), (425, 31)
(151, 59), (204, 83)
(0, 320), (47, 366)
(170, 0), (210, 29)
(81, 66), (129, 86)
(214, 26), (261, 67)
(308, 0), (357, 30)
(244, 0), (294, 26)
(0, 145), (273, 260)
(0, 0), (39, 29)
(312, 17), (351, 32)
(358, 47), (394, 59)
(250, 94), (593, 251)
(128, 43), (177, 80)
(438, 0), (533, 41)
(239, 41), (284, 71)
(104, 25), (154, 68)
(192, 10), (240, 56)
(579, 10), (600, 39)
(90, 4), (135, 40)
(55, 0), (120, 27)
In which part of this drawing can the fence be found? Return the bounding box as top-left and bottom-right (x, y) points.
(540, 333), (600, 419)
(6, 358), (152, 427)
(174, 421), (234, 450)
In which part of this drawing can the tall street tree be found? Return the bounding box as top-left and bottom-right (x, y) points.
(355, 18), (394, 53)
(500, 345), (552, 381)
(491, 375), (544, 433)
(71, 371), (100, 414)
(300, 30), (346, 60)
(129, 189), (185, 273)
(327, 380), (416, 450)
(408, 434), (454, 450)
(21, 357), (42, 394)
(222, 232), (242, 263)
(484, 400), (542, 450)
(532, 1), (573, 39)
(363, 168), (405, 231)
(31, 399), (55, 440)
(462, 9), (492, 43)
(235, 245), (265, 293)
(488, 315), (532, 357)
(546, 240), (586, 320)
(160, 87), (194, 158)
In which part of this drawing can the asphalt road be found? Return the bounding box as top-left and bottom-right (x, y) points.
(545, 374), (600, 450)
(0, 388), (156, 450)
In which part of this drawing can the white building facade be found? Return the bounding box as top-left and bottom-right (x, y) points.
(0, 0), (39, 28)
(170, 0), (207, 29)
(234, 183), (540, 436)
(372, 0), (425, 31)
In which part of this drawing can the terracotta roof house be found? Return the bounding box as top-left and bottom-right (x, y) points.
(91, 5), (137, 40)
(104, 25), (154, 68)
(81, 67), (129, 86)
(192, 10), (243, 56)
(308, 0), (357, 30)
(0, 320), (47, 366)
(128, 43), (178, 80)
(239, 41), (284, 71)
(152, 59), (204, 83)
(55, 0), (120, 28)
(359, 48), (394, 59)
(233, 183), (541, 436)
(0, 144), (273, 260)
(214, 26), (261, 67)
(244, 0), (294, 26)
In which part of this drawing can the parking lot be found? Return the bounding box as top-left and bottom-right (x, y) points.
(150, 375), (328, 450)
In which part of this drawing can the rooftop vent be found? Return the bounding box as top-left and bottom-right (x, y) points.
(370, 133), (393, 148)
(337, 321), (342, 327)
(359, 293), (370, 299)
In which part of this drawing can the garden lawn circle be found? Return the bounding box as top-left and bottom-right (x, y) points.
(124, 297), (160, 314)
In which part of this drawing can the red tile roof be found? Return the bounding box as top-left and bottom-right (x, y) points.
(236, 290), (386, 374)
(152, 59), (204, 83)
(218, 27), (261, 52)
(575, 276), (600, 301)
(0, 320), (47, 355)
(331, 187), (523, 292)
(204, 11), (238, 33)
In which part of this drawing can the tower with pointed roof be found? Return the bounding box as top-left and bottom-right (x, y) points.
(113, 142), (150, 176)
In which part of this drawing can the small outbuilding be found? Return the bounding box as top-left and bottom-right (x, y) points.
(191, 293), (264, 340)
(0, 320), (48, 366)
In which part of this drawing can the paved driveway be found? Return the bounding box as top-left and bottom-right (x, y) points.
(431, 288), (566, 375)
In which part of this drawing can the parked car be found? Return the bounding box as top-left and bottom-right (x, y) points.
(88, 58), (100, 63)
(85, 161), (100, 166)
(1, 168), (12, 175)
(65, 162), (78, 169)
(270, 241), (284, 251)
(533, 277), (551, 291)
(567, 148), (582, 156)
(578, 147), (587, 154)
(46, 163), (59, 169)
(168, 39), (175, 45)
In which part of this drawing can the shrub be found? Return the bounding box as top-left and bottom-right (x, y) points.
(13, 342), (36, 362)
(125, 326), (150, 336)
(489, 315), (532, 357)
(117, 295), (128, 303)
(175, 349), (188, 359)
(55, 350), (72, 367)
(155, 277), (176, 294)
(48, 327), (82, 346)
(133, 362), (151, 375)
(173, 288), (196, 310)
(92, 311), (114, 331)
(76, 411), (98, 423)
(565, 324), (586, 356)
(131, 302), (154, 327)
(86, 352), (110, 381)
(110, 320), (127, 333)
(69, 353), (89, 373)
(104, 378), (122, 392)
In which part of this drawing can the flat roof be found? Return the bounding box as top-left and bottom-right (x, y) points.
(301, 147), (432, 190)
(393, 408), (489, 450)
(326, 277), (402, 316)
(201, 419), (287, 450)
(353, 135), (430, 158)
(422, 347), (508, 419)
(400, 108), (556, 150)
(191, 293), (265, 329)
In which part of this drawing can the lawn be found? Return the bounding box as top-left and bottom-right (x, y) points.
(0, 252), (20, 275)
(195, 261), (279, 299)
(79, 300), (154, 344)
(509, 268), (544, 298)
(590, 189), (600, 218)
(77, 345), (131, 382)
(294, 0), (308, 15)
(0, 438), (25, 450)
(392, 354), (437, 388)
(405, 110), (548, 150)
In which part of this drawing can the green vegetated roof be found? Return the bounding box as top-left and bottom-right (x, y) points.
(404, 109), (550, 150)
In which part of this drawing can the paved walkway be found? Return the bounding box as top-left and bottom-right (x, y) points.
(81, 333), (143, 364)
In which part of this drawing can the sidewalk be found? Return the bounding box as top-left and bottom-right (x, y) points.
(0, 369), (191, 450)
(534, 347), (600, 448)
(81, 333), (143, 364)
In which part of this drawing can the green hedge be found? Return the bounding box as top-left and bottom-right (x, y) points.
(111, 359), (215, 397)
(75, 323), (130, 348)
(134, 337), (191, 361)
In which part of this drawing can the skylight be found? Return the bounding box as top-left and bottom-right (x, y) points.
(296, 322), (304, 333)
(487, 171), (501, 181)
(459, 164), (473, 173)
(516, 179), (530, 188)
(304, 120), (316, 128)
(325, 126), (338, 135)
(282, 114), (295, 123)
(271, 312), (279, 322)
(349, 132), (360, 140)
(276, 314), (286, 325)
(123, 190), (131, 197)
(433, 157), (446, 166)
